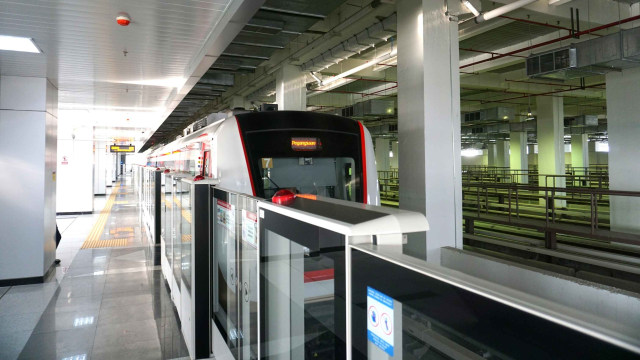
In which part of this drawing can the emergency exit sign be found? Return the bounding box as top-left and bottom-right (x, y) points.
(110, 145), (135, 153)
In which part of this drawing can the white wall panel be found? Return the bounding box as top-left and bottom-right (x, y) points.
(56, 120), (94, 213)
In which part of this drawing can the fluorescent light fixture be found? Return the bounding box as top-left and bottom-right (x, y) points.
(389, 150), (394, 158)
(461, 148), (483, 157)
(120, 77), (186, 89)
(310, 72), (322, 84)
(318, 48), (397, 88)
(462, 0), (480, 16)
(0, 35), (40, 53)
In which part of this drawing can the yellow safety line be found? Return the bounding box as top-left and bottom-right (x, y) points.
(81, 185), (120, 249)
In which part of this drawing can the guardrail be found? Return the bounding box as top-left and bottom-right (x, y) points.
(462, 182), (640, 247)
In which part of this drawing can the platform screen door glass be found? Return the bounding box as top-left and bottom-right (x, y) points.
(261, 157), (355, 201)
(181, 183), (192, 291)
(260, 211), (346, 359)
(238, 195), (259, 360)
(349, 249), (637, 360)
(172, 181), (182, 287)
(212, 191), (240, 357)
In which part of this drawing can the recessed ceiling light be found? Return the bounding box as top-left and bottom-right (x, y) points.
(0, 35), (40, 53)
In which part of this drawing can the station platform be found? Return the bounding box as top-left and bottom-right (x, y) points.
(0, 176), (188, 360)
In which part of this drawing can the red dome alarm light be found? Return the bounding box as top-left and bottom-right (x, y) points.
(116, 14), (131, 26)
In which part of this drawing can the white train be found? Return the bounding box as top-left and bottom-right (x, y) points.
(147, 110), (380, 204)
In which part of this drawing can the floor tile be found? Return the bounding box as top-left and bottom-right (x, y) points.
(100, 292), (153, 309)
(97, 302), (157, 325)
(0, 286), (10, 298)
(0, 312), (42, 335)
(0, 330), (32, 360)
(92, 319), (160, 350)
(92, 338), (162, 360)
(18, 327), (97, 360)
(33, 308), (100, 334)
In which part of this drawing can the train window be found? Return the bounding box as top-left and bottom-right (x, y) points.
(261, 157), (356, 201)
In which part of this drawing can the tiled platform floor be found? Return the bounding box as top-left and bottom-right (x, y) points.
(0, 176), (189, 360)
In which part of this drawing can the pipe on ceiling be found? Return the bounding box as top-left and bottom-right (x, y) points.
(461, 14), (640, 69)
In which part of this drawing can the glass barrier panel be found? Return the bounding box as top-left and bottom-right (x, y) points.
(212, 190), (240, 356)
(350, 248), (638, 360)
(172, 181), (182, 286)
(164, 176), (174, 262)
(238, 195), (259, 360)
(259, 211), (346, 359)
(181, 182), (192, 291)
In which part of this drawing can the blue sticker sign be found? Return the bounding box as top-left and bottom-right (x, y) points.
(367, 287), (394, 356)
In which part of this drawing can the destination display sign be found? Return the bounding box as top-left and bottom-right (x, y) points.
(110, 145), (135, 153)
(291, 137), (322, 151)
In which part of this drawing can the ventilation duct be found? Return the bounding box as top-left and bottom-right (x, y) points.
(564, 115), (598, 127)
(527, 26), (640, 79)
(302, 13), (397, 72)
(462, 107), (516, 122)
(341, 99), (395, 117)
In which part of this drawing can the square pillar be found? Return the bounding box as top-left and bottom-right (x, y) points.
(375, 138), (391, 171)
(487, 143), (497, 167)
(510, 130), (528, 183)
(606, 67), (640, 234)
(536, 96), (565, 207)
(495, 140), (509, 168)
(570, 134), (589, 175)
(275, 64), (306, 111)
(397, 0), (462, 262)
(0, 76), (58, 284)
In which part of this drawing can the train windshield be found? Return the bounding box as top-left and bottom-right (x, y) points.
(261, 157), (356, 201)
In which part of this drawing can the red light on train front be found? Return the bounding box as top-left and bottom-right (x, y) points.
(272, 189), (296, 205)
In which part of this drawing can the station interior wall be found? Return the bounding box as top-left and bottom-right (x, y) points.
(56, 116), (94, 213)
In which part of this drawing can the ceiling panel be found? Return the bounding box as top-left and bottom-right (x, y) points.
(0, 0), (235, 121)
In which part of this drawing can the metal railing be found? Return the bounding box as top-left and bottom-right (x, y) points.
(462, 182), (640, 246)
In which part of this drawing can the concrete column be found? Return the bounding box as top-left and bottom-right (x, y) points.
(588, 140), (596, 167)
(571, 134), (589, 175)
(94, 141), (109, 195)
(397, 0), (462, 262)
(375, 138), (391, 171)
(275, 64), (306, 111)
(510, 130), (528, 183)
(390, 141), (398, 169)
(495, 140), (509, 168)
(0, 76), (58, 283)
(606, 67), (640, 234)
(487, 143), (497, 166)
(230, 95), (246, 110)
(536, 96), (565, 207)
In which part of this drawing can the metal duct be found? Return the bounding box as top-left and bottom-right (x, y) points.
(527, 26), (640, 79)
(301, 13), (397, 71)
(462, 107), (516, 122)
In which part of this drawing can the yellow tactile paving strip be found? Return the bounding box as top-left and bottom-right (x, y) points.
(81, 238), (128, 249)
(81, 184), (122, 249)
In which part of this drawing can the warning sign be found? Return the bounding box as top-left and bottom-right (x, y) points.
(367, 286), (394, 356)
(216, 199), (235, 234)
(242, 210), (257, 248)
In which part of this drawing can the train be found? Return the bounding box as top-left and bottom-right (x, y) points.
(146, 110), (380, 205)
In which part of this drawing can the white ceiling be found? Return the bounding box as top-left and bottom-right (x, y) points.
(0, 0), (235, 131)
